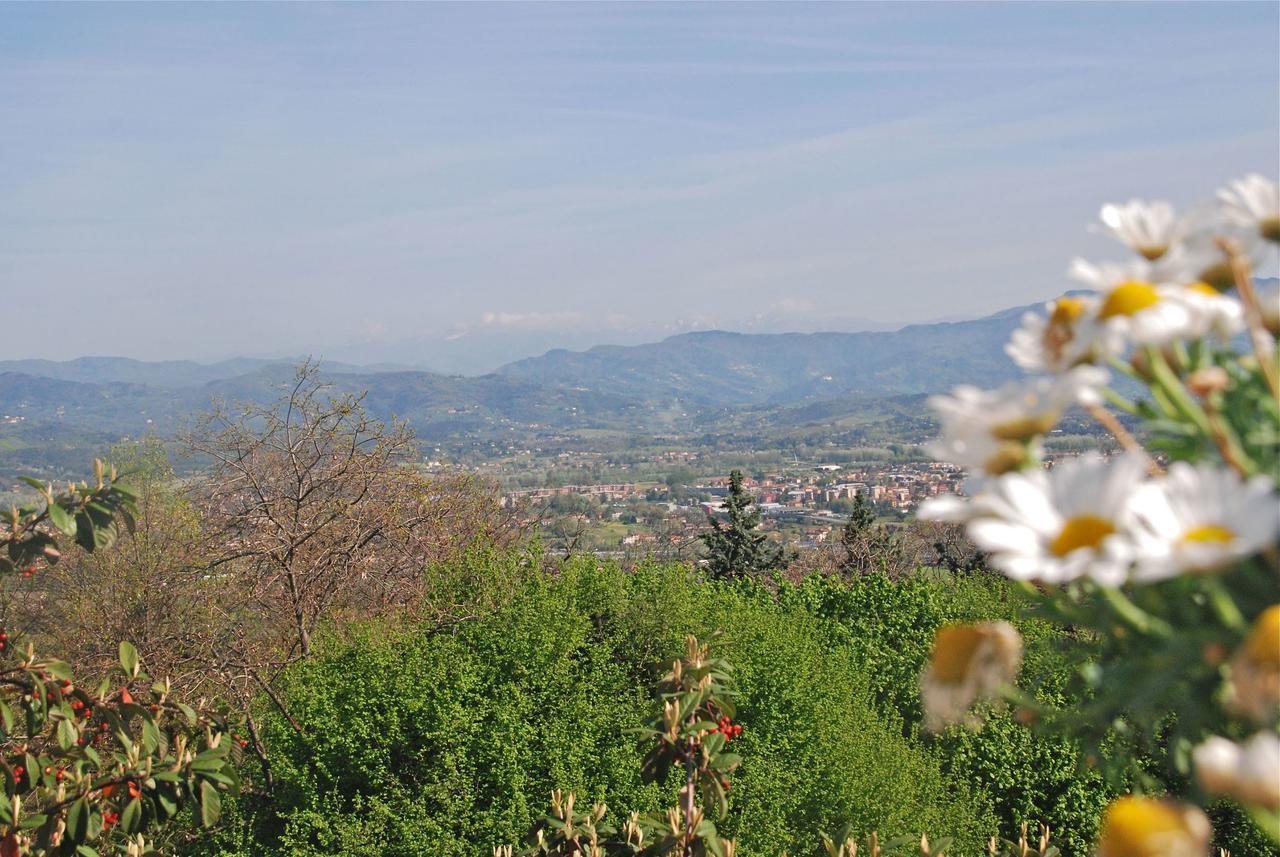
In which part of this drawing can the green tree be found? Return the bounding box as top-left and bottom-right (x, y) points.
(698, 471), (783, 581)
(838, 494), (916, 578)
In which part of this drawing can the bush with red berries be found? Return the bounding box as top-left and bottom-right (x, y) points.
(1, 465), (236, 855)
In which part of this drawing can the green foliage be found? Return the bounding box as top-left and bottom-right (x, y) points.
(699, 472), (784, 581)
(779, 571), (1112, 856)
(206, 558), (994, 856)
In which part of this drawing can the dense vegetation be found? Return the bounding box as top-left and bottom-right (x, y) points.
(168, 552), (1125, 856)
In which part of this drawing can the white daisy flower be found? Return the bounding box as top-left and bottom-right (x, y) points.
(1096, 797), (1211, 857)
(1219, 173), (1280, 246)
(1069, 258), (1238, 347)
(1130, 463), (1277, 581)
(925, 367), (1108, 476)
(1095, 199), (1182, 261)
(1153, 236), (1238, 293)
(964, 452), (1148, 585)
(1228, 605), (1280, 725)
(1193, 732), (1280, 810)
(920, 621), (1022, 732)
(1005, 294), (1103, 373)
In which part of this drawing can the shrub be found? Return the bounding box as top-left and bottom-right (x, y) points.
(205, 558), (994, 856)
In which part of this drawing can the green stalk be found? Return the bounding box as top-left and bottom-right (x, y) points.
(1100, 386), (1140, 416)
(1201, 578), (1247, 632)
(1099, 586), (1173, 638)
(1144, 347), (1214, 436)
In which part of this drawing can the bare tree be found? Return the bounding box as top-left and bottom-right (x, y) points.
(40, 363), (523, 794)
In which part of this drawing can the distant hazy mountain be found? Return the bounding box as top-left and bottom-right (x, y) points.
(495, 302), (1032, 406)
(0, 356), (416, 389)
(0, 297), (1057, 448)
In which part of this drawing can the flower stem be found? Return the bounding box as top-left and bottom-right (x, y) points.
(1099, 386), (1140, 416)
(1085, 403), (1161, 476)
(1220, 238), (1280, 403)
(1201, 578), (1247, 632)
(1144, 347), (1214, 437)
(1098, 586), (1173, 638)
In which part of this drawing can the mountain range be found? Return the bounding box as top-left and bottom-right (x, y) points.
(0, 297), (1037, 436)
(10, 283), (1265, 481)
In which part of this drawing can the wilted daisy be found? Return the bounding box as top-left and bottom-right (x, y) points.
(964, 452), (1148, 586)
(1095, 199), (1182, 261)
(1228, 605), (1280, 724)
(1129, 463), (1278, 581)
(1153, 237), (1238, 293)
(1006, 294), (1103, 373)
(1218, 173), (1280, 246)
(1258, 279), (1280, 338)
(920, 621), (1022, 732)
(1069, 258), (1227, 347)
(926, 367), (1107, 476)
(1095, 796), (1211, 857)
(1193, 732), (1280, 810)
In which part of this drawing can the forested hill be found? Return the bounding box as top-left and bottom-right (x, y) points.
(494, 301), (1033, 405)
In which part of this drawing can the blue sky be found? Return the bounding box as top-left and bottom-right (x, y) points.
(2, 2), (1277, 371)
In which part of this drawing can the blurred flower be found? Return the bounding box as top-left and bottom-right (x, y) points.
(1229, 605), (1280, 724)
(1095, 796), (1211, 857)
(925, 368), (1107, 476)
(1258, 280), (1280, 338)
(1129, 463), (1278, 580)
(920, 621), (1022, 732)
(1154, 238), (1237, 293)
(1218, 173), (1280, 246)
(1069, 258), (1236, 347)
(1006, 295), (1102, 373)
(1095, 199), (1182, 261)
(965, 453), (1148, 585)
(1193, 732), (1280, 810)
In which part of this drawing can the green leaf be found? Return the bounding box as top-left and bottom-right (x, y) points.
(75, 846), (100, 857)
(65, 796), (90, 842)
(198, 779), (222, 827)
(47, 501), (76, 536)
(141, 718), (160, 754)
(154, 788), (179, 819)
(57, 718), (76, 751)
(73, 511), (96, 552)
(119, 642), (139, 677)
(120, 797), (142, 834)
(43, 661), (74, 682)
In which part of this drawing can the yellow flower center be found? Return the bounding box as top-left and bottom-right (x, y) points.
(1137, 244), (1168, 262)
(1049, 297), (1087, 326)
(1196, 261), (1235, 293)
(991, 413), (1058, 442)
(1262, 217), (1280, 244)
(982, 442), (1028, 476)
(1182, 525), (1235, 545)
(1185, 282), (1222, 298)
(1051, 515), (1116, 557)
(1098, 797), (1203, 857)
(930, 624), (986, 683)
(1244, 605), (1280, 669)
(1099, 281), (1162, 319)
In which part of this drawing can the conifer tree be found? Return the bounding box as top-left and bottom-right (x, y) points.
(699, 470), (784, 580)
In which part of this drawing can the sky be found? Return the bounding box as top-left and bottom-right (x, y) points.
(2, 2), (1278, 373)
